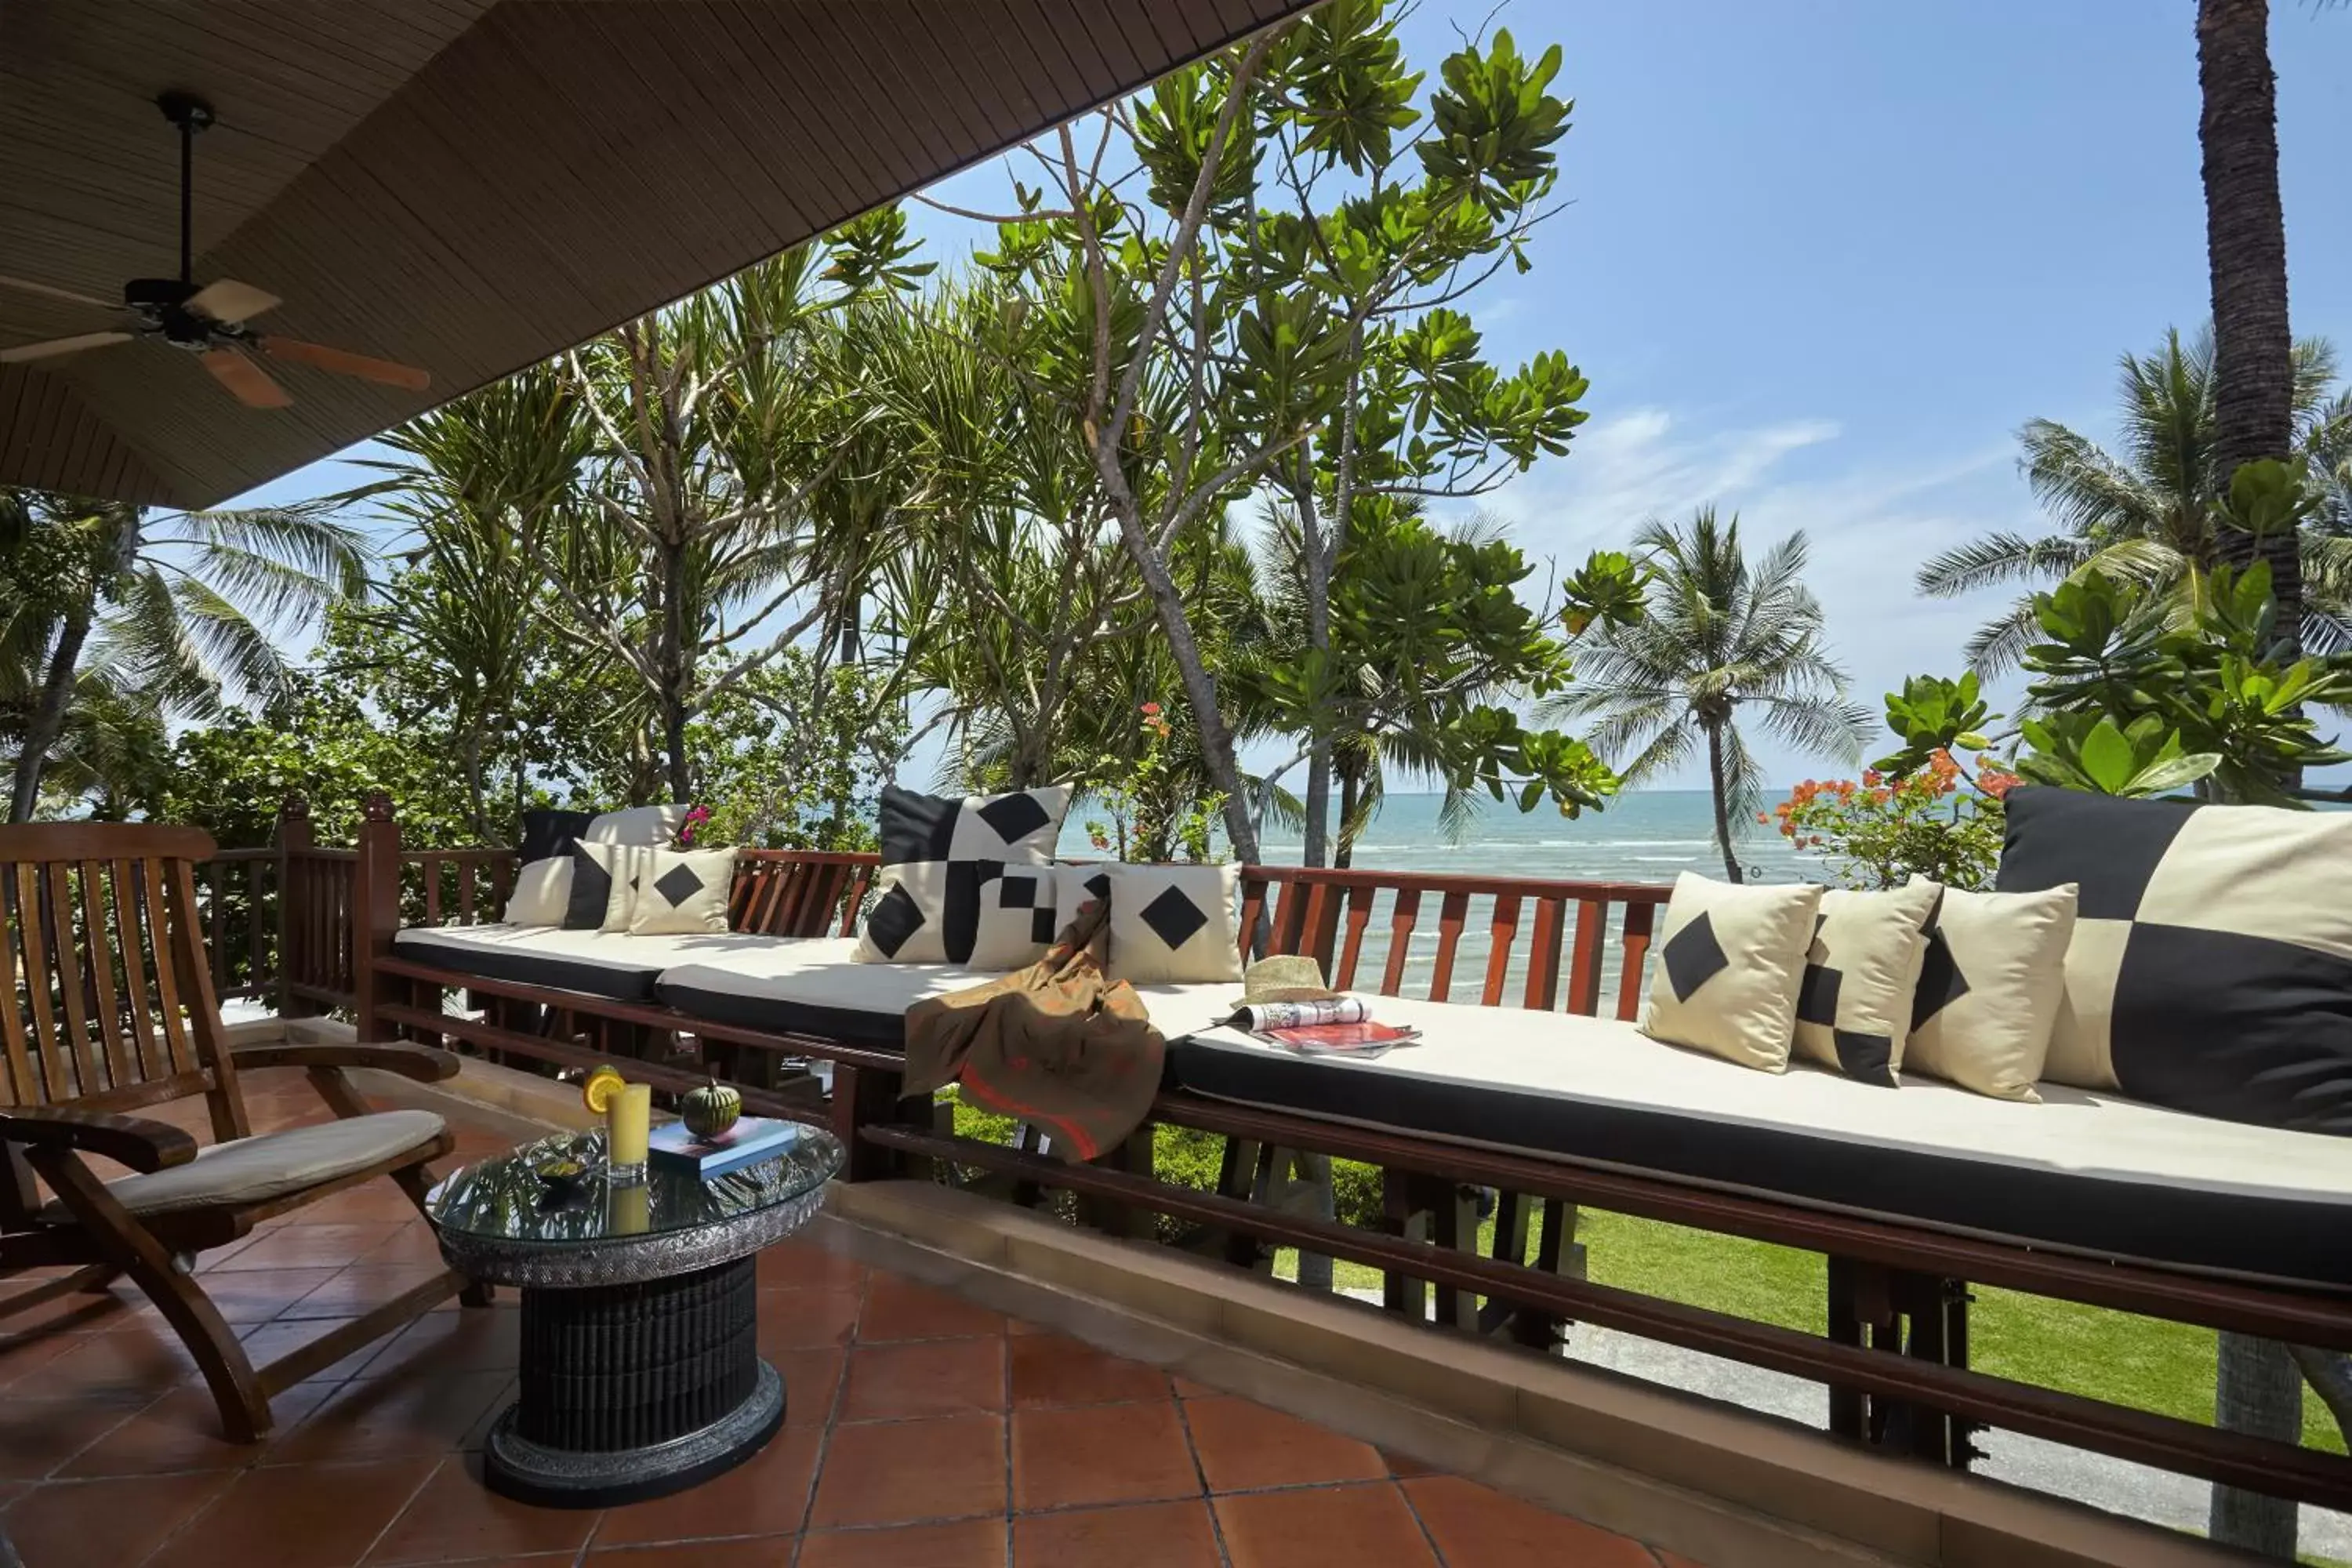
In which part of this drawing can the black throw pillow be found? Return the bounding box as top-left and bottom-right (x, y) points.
(521, 808), (597, 865)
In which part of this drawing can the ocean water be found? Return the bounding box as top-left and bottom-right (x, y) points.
(1064, 789), (1817, 1007)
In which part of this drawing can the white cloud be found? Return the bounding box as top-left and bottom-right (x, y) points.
(1443, 406), (2044, 789)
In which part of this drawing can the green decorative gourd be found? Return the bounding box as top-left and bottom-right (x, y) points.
(681, 1077), (742, 1140)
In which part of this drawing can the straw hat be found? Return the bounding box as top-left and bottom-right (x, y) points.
(1233, 955), (1341, 1005)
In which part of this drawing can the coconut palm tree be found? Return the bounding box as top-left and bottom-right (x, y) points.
(1918, 328), (2352, 673)
(2, 488), (370, 822)
(1547, 508), (1871, 884)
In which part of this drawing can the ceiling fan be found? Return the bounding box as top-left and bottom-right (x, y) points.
(0, 91), (430, 408)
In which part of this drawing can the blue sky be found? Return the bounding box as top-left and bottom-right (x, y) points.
(230, 1), (2352, 790)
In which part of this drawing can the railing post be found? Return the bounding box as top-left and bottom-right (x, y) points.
(352, 791), (401, 1043)
(274, 794), (314, 1020)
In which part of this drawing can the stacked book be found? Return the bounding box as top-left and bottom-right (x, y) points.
(647, 1116), (804, 1179)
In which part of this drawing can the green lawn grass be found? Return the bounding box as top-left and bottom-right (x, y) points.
(1276, 1205), (2343, 1454)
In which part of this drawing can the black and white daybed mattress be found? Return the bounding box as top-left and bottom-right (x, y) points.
(1164, 1000), (2352, 1293)
(393, 924), (2351, 1290)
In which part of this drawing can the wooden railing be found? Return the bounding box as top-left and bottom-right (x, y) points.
(1244, 865), (1668, 1017)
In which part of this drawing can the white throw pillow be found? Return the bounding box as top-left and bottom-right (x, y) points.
(629, 847), (739, 935)
(1900, 877), (2078, 1102)
(1640, 873), (1822, 1073)
(1107, 863), (1243, 984)
(584, 805), (688, 845)
(503, 856), (572, 927)
(1790, 881), (1939, 1087)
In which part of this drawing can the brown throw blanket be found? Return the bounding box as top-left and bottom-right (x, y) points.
(902, 903), (1163, 1162)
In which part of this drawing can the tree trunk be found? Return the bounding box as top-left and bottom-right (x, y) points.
(1334, 758), (1362, 871)
(2211, 1331), (2301, 1558)
(1294, 463), (1333, 869)
(459, 728), (488, 840)
(1704, 723), (1742, 884)
(2194, 0), (2309, 1483)
(657, 535), (692, 804)
(1111, 516), (1261, 865)
(9, 605), (94, 824)
(2198, 0), (2299, 652)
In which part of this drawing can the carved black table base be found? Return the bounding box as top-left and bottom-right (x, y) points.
(485, 1255), (784, 1507)
(425, 1127), (843, 1511)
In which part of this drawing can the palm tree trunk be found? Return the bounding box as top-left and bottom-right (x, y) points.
(2198, 0), (2300, 653)
(9, 606), (94, 824)
(1705, 722), (1742, 884)
(1334, 757), (1361, 872)
(2212, 1332), (2301, 1558)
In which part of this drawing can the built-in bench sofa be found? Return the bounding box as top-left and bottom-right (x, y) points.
(343, 797), (2352, 1515)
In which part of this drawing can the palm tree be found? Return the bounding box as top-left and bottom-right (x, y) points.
(2, 489), (370, 822)
(352, 365), (592, 836)
(2198, 0), (2299, 660)
(1546, 508), (1871, 884)
(1918, 328), (2352, 672)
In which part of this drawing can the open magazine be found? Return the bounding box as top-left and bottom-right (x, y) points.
(1218, 996), (1421, 1057)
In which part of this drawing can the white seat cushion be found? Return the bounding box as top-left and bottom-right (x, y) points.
(49, 1109), (447, 1218)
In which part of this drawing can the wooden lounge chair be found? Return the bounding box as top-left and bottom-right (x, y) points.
(0, 823), (485, 1441)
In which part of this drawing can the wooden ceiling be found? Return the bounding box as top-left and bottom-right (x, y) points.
(0, 0), (1319, 509)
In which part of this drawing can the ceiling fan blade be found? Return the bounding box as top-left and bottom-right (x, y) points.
(0, 331), (136, 365)
(201, 347), (292, 409)
(186, 278), (281, 325)
(0, 274), (119, 312)
(257, 335), (430, 392)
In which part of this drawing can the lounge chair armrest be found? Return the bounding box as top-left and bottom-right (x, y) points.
(0, 1108), (198, 1172)
(229, 1042), (463, 1083)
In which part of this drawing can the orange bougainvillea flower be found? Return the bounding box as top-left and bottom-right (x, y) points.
(1139, 702), (1162, 716)
(1862, 768), (1882, 788)
(1978, 768), (2020, 800)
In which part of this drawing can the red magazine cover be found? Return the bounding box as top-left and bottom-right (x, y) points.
(1260, 1021), (1421, 1054)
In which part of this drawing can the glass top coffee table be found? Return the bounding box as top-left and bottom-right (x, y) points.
(426, 1123), (843, 1508)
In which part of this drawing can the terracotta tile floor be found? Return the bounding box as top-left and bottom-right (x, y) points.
(0, 1071), (1689, 1567)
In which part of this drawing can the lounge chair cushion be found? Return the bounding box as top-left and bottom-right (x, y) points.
(521, 808), (597, 863)
(393, 923), (712, 1000)
(1107, 863), (1243, 985)
(1791, 881), (1937, 1087)
(654, 935), (1238, 1046)
(1640, 873), (1820, 1073)
(46, 1110), (446, 1218)
(1998, 787), (2352, 1133)
(1901, 879), (2077, 1102)
(852, 785), (1070, 968)
(1167, 1000), (2352, 1290)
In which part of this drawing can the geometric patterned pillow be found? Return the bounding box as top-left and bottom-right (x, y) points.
(1995, 786), (2352, 1133)
(1638, 873), (1821, 1073)
(851, 784), (1071, 967)
(627, 847), (738, 935)
(1789, 881), (1938, 1087)
(1105, 862), (1243, 984)
(1899, 879), (2076, 1102)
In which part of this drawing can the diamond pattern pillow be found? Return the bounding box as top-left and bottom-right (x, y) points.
(628, 848), (739, 935)
(852, 784), (1071, 967)
(1106, 863), (1243, 985)
(1899, 877), (2076, 1102)
(1790, 881), (1939, 1087)
(1640, 873), (1821, 1072)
